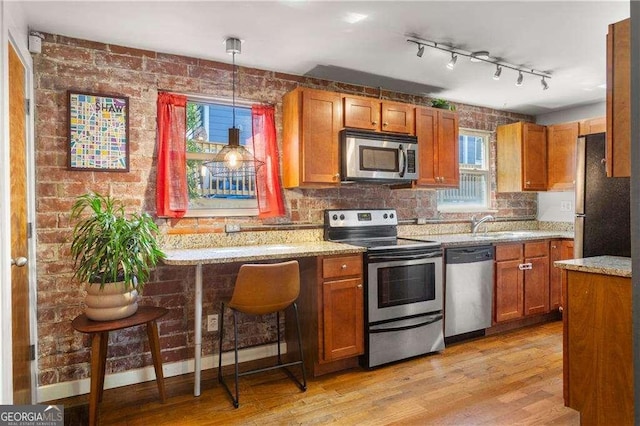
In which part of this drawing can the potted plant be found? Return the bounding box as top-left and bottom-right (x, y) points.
(431, 98), (456, 111)
(70, 192), (165, 321)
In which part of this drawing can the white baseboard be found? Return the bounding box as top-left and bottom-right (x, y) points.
(37, 342), (286, 403)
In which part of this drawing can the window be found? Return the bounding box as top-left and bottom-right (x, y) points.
(185, 100), (258, 216)
(437, 129), (491, 211)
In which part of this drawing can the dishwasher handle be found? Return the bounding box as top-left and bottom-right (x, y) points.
(446, 245), (494, 264)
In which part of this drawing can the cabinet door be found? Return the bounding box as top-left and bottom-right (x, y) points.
(301, 89), (342, 184)
(322, 278), (364, 362)
(494, 259), (524, 323)
(415, 107), (438, 186)
(437, 110), (460, 187)
(547, 122), (578, 191)
(343, 96), (379, 131)
(549, 240), (563, 310)
(606, 18), (630, 177)
(522, 123), (547, 191)
(524, 255), (550, 315)
(381, 102), (414, 134)
(579, 116), (606, 136)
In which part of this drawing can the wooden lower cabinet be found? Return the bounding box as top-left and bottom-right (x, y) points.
(564, 270), (632, 423)
(494, 241), (550, 323)
(549, 239), (574, 310)
(288, 254), (364, 377)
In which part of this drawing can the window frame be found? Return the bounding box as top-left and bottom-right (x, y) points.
(184, 95), (259, 218)
(437, 128), (492, 213)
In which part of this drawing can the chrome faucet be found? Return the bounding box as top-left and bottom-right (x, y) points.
(471, 215), (495, 235)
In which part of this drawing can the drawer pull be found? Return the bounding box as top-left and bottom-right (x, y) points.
(341, 264), (347, 269)
(357, 284), (363, 289)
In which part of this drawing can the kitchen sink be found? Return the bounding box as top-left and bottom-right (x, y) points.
(472, 231), (537, 240)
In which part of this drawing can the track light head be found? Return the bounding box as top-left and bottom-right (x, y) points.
(417, 44), (425, 58)
(446, 53), (458, 70)
(516, 71), (524, 86)
(493, 65), (502, 80)
(541, 76), (549, 90)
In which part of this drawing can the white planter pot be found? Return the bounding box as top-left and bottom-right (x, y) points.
(84, 282), (138, 321)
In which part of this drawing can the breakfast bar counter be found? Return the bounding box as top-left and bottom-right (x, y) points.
(162, 241), (366, 396)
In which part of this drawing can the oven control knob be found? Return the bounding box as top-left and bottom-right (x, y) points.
(390, 213), (395, 219)
(332, 214), (338, 221)
(383, 213), (388, 219)
(339, 214), (345, 220)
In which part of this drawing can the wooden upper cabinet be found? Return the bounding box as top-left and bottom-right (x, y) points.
(578, 116), (606, 136)
(282, 87), (342, 188)
(547, 122), (578, 191)
(343, 96), (414, 134)
(606, 18), (630, 177)
(414, 107), (459, 188)
(497, 122), (547, 192)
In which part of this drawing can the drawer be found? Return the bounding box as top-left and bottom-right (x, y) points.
(322, 254), (362, 279)
(525, 241), (549, 258)
(495, 243), (523, 261)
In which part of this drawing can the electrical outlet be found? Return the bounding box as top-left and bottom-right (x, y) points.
(207, 314), (219, 332)
(560, 201), (573, 212)
(225, 223), (241, 233)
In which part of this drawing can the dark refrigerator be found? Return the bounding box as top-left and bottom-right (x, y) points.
(574, 133), (630, 258)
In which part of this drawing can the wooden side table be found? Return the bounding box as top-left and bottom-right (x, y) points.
(72, 306), (168, 426)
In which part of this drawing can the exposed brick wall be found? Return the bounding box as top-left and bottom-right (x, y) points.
(33, 33), (534, 389)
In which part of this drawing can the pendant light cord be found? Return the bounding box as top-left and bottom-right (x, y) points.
(232, 51), (236, 129)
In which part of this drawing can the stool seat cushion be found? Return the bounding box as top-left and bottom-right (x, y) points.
(228, 260), (300, 315)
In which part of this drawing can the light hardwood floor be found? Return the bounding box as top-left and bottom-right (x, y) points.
(54, 320), (580, 425)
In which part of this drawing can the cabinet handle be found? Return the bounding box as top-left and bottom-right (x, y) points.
(551, 245), (557, 249)
(525, 181), (531, 185)
(341, 264), (347, 269)
(440, 177), (445, 183)
(357, 284), (363, 289)
(518, 263), (527, 271)
(333, 173), (340, 181)
(383, 122), (388, 126)
(372, 121), (378, 125)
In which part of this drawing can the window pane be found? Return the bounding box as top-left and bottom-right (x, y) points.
(460, 135), (486, 169)
(437, 172), (488, 207)
(186, 100), (258, 214)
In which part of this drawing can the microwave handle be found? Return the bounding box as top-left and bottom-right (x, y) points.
(398, 144), (406, 178)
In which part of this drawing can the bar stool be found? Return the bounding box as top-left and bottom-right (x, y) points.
(218, 260), (307, 408)
(72, 306), (168, 426)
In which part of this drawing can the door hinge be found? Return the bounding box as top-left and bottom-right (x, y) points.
(25, 98), (30, 115)
(27, 222), (33, 239)
(30, 344), (35, 361)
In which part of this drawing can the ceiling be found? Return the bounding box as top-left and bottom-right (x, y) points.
(19, 1), (630, 116)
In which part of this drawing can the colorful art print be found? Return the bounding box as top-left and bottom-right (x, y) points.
(67, 91), (129, 171)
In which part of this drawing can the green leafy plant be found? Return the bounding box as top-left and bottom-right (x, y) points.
(70, 193), (165, 293)
(431, 99), (456, 111)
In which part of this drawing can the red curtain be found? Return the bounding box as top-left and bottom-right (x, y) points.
(252, 105), (285, 218)
(156, 92), (188, 218)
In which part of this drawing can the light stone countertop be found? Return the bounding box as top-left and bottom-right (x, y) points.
(401, 230), (574, 247)
(162, 241), (366, 265)
(554, 256), (632, 278)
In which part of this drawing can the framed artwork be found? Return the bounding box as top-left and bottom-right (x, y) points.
(67, 91), (130, 171)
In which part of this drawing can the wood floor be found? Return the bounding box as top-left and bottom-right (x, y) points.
(53, 320), (580, 425)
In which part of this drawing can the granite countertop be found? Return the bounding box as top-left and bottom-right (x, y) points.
(403, 230), (574, 247)
(162, 241), (366, 265)
(554, 256), (632, 278)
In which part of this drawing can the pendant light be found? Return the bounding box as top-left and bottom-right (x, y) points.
(204, 37), (262, 178)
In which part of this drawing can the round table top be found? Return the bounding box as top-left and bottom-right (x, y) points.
(72, 306), (169, 333)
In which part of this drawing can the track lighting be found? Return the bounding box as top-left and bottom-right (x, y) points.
(516, 71), (524, 87)
(493, 65), (502, 80)
(541, 76), (549, 90)
(446, 53), (457, 70)
(407, 38), (551, 90)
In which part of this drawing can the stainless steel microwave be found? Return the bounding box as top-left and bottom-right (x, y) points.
(341, 130), (419, 183)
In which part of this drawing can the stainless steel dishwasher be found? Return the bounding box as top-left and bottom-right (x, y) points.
(444, 245), (494, 338)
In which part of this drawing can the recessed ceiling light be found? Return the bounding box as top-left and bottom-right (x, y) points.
(344, 12), (367, 24)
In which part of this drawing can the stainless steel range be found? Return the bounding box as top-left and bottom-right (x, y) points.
(324, 209), (445, 367)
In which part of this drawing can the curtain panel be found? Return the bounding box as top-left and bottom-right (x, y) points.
(251, 105), (285, 218)
(156, 92), (188, 218)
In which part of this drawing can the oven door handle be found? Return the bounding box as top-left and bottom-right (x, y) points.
(367, 252), (442, 261)
(369, 313), (443, 333)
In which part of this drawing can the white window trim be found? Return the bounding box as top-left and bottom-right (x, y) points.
(437, 128), (491, 213)
(183, 97), (259, 218)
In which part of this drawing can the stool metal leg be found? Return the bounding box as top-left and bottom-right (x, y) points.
(293, 302), (307, 391)
(217, 302), (225, 382)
